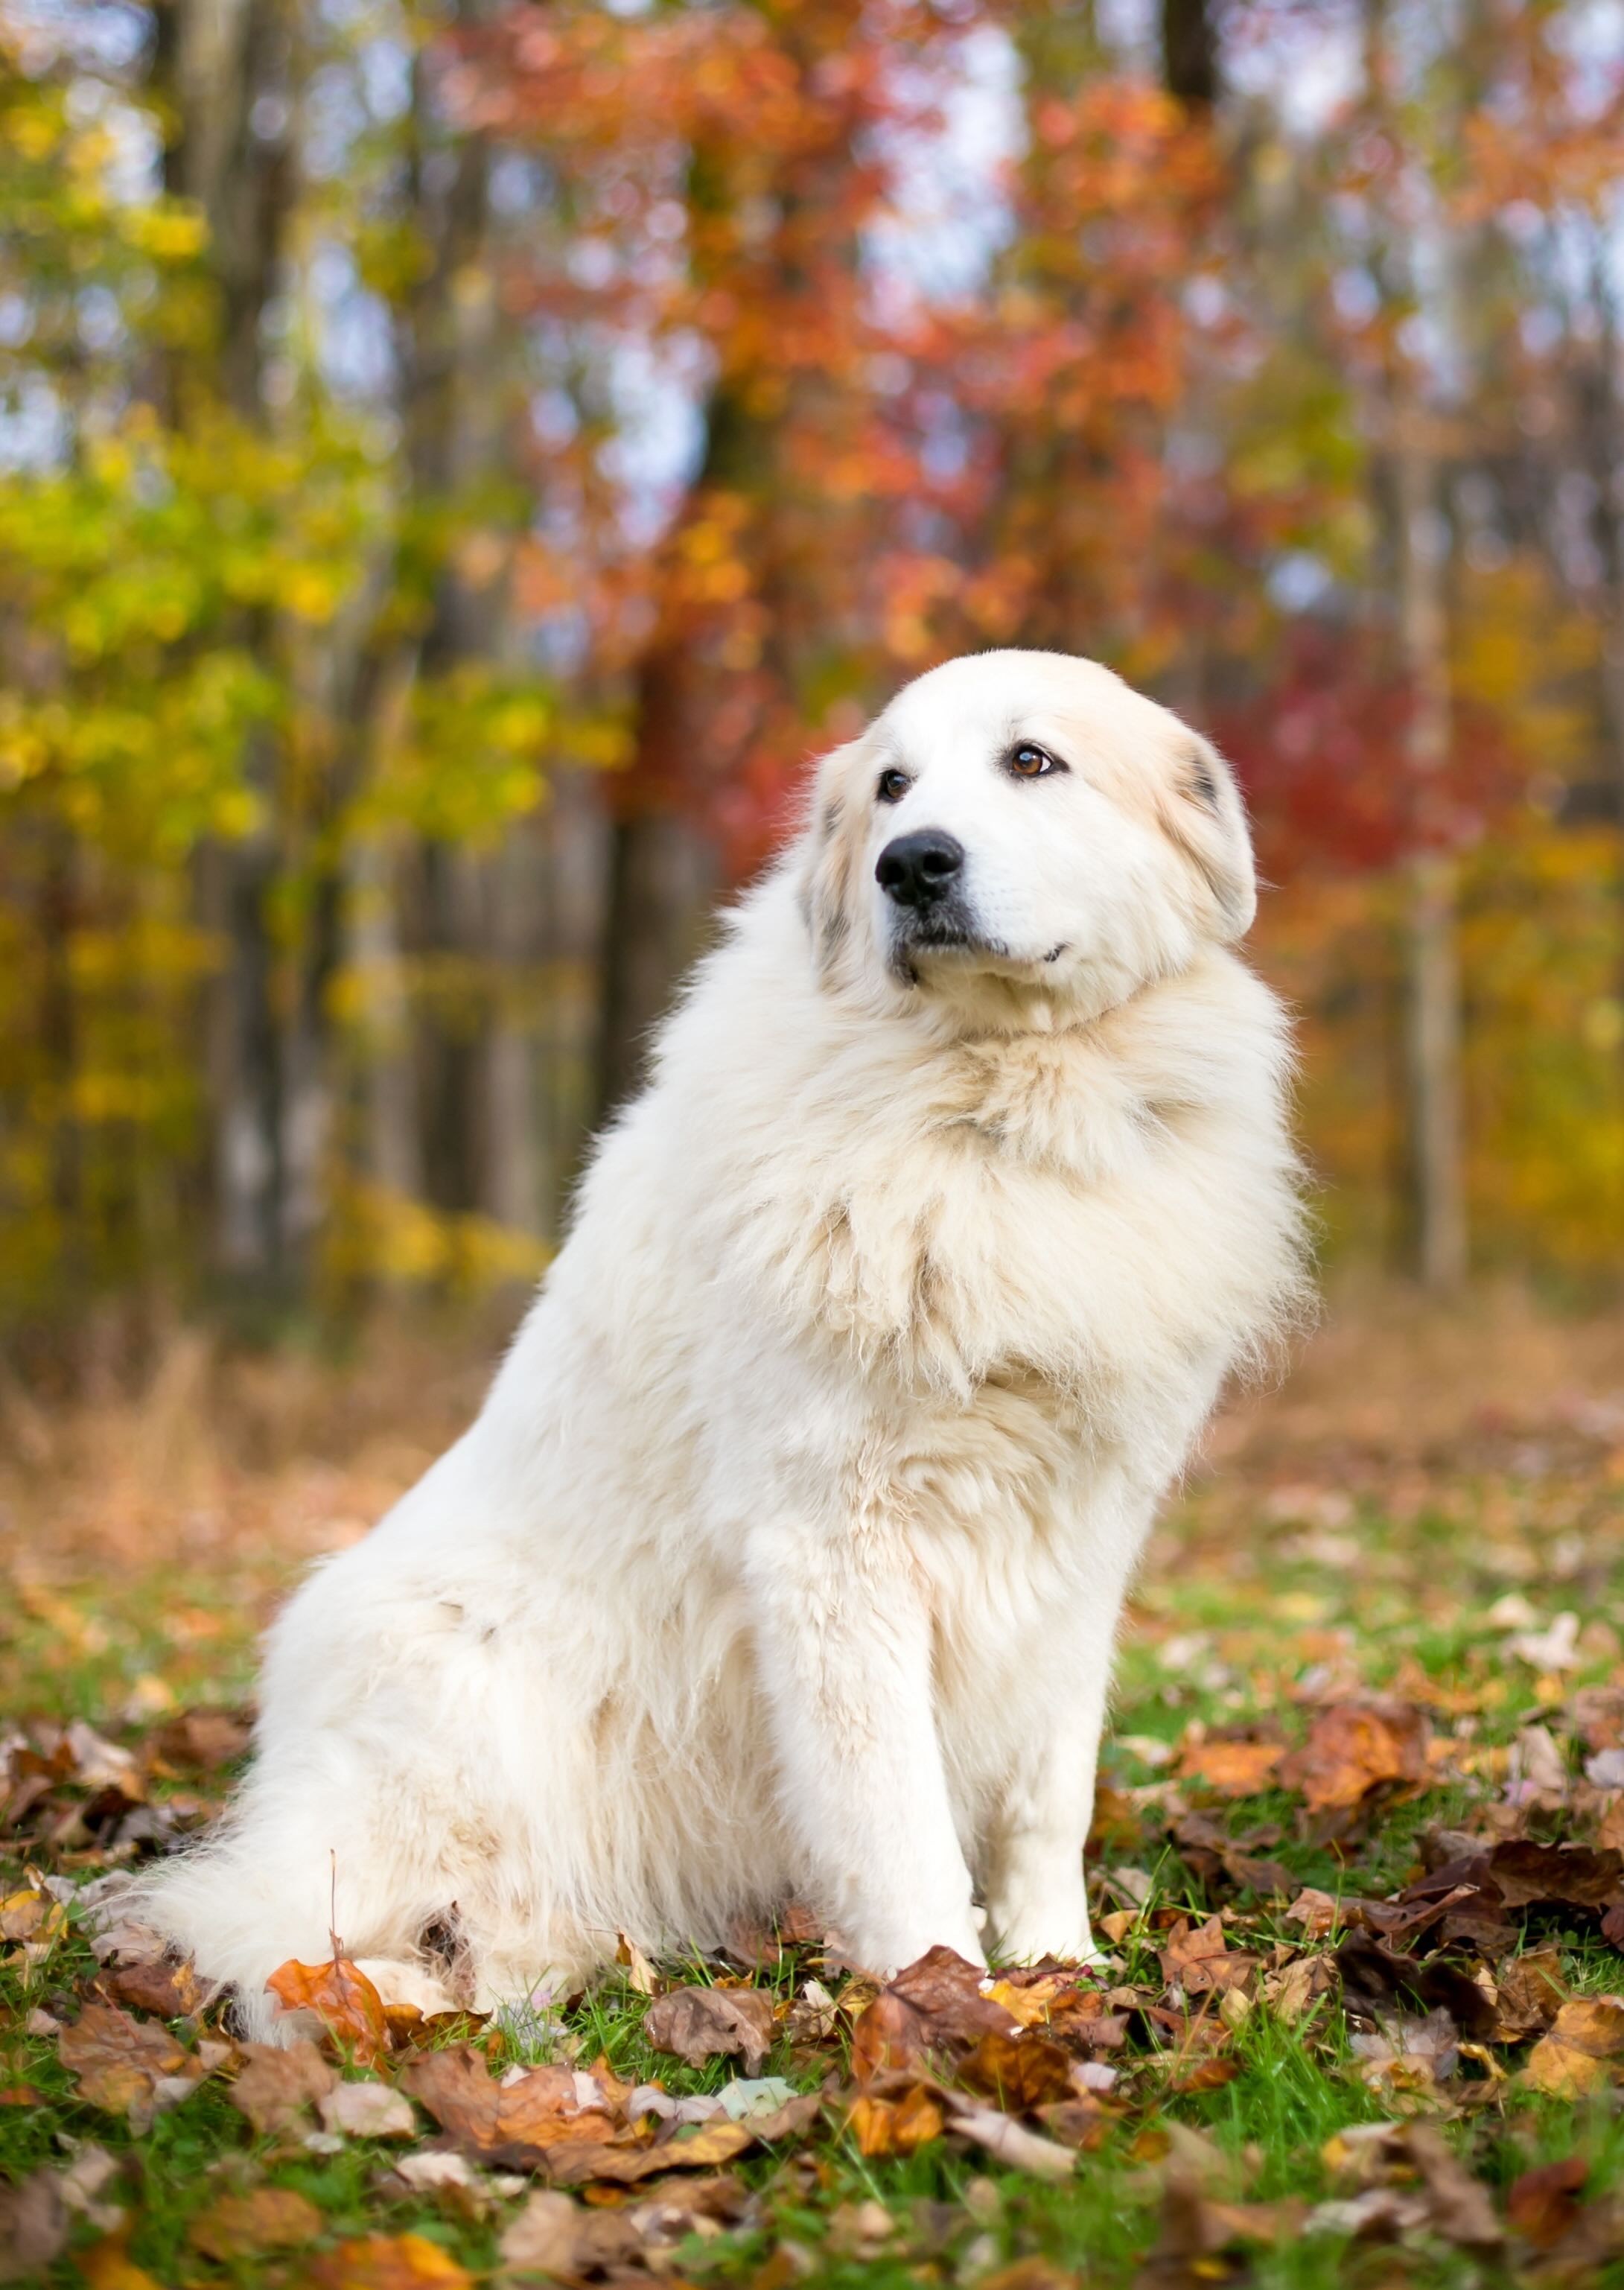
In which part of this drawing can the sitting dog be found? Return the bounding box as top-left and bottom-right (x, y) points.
(142, 649), (1308, 2035)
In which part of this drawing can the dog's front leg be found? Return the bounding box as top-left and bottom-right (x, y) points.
(980, 1537), (1143, 1967)
(743, 1524), (981, 1977)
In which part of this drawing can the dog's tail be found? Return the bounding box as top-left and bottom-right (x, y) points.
(123, 1776), (439, 2043)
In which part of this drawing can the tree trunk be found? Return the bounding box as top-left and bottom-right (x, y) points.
(1395, 423), (1468, 1291)
(1162, 0), (1219, 106)
(593, 635), (718, 1127)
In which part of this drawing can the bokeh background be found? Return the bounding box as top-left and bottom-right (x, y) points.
(4, 0), (1624, 1388)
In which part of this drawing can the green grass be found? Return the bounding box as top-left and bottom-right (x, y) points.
(6, 1458), (1624, 2286)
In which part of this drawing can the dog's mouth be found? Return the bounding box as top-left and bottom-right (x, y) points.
(888, 916), (1071, 987)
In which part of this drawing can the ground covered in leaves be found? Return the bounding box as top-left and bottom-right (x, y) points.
(5, 1295), (1624, 2288)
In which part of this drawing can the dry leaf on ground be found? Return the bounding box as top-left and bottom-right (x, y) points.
(58, 2001), (202, 2131)
(104, 1954), (203, 2019)
(950, 2104), (1075, 2181)
(643, 1982), (777, 2076)
(0, 2174), (69, 2283)
(1279, 1701), (1430, 1815)
(1176, 1739), (1284, 1797)
(1524, 1996), (1624, 2097)
(1508, 2156), (1588, 2249)
(1159, 1915), (1254, 1998)
(848, 2082), (946, 2157)
(188, 2187), (324, 2259)
(305, 2232), (472, 2289)
(319, 2078), (418, 2139)
(401, 2046), (613, 2159)
(226, 2039), (336, 2135)
(267, 1951), (390, 2064)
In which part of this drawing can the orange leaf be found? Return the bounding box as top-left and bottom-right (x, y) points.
(1176, 1740), (1284, 1798)
(305, 2233), (472, 2289)
(266, 1954), (389, 2066)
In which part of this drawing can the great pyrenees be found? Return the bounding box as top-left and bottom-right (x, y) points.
(143, 649), (1308, 2035)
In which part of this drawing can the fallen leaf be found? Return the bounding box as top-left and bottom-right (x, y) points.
(1525, 1996), (1624, 2097)
(267, 1952), (389, 2065)
(401, 2046), (605, 2159)
(0, 1886), (66, 1944)
(58, 2002), (201, 2131)
(1279, 1701), (1430, 1815)
(1508, 2156), (1588, 2249)
(74, 2239), (165, 2290)
(949, 2103), (1075, 2181)
(848, 2083), (945, 2156)
(785, 1977), (838, 2044)
(1159, 1915), (1253, 1997)
(319, 2079), (418, 2140)
(616, 1933), (659, 1996)
(0, 2174), (68, 2283)
(305, 2232), (472, 2289)
(1176, 1738), (1284, 1797)
(1492, 1947), (1567, 2039)
(959, 2029), (1076, 2111)
(105, 1953), (203, 2020)
(544, 2088), (824, 2186)
(500, 2189), (587, 2275)
(643, 1982), (777, 2076)
(151, 1708), (252, 1771)
(188, 2187), (324, 2259)
(227, 2039), (336, 2135)
(1488, 1839), (1623, 1913)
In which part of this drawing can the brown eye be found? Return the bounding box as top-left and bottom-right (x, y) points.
(876, 767), (910, 803)
(1009, 742), (1060, 778)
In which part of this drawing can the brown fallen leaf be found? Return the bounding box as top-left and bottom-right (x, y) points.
(959, 2029), (1076, 2111)
(848, 2082), (946, 2157)
(319, 2079), (418, 2139)
(188, 2187), (325, 2260)
(151, 1707), (253, 1772)
(58, 2001), (202, 2131)
(226, 2039), (337, 2135)
(104, 1953), (203, 2020)
(643, 1982), (777, 2076)
(499, 2189), (645, 2277)
(1176, 1738), (1284, 1798)
(0, 1886), (66, 1944)
(267, 1952), (389, 2066)
(1279, 1700), (1430, 1815)
(401, 2046), (605, 2157)
(1321, 2122), (1500, 2249)
(1488, 1839), (1624, 1912)
(305, 2232), (472, 2289)
(1493, 1947), (1567, 2040)
(949, 2103), (1075, 2181)
(1509, 2156), (1588, 2250)
(850, 1990), (928, 2087)
(1159, 1915), (1254, 1999)
(542, 2088), (825, 2186)
(0, 2173), (69, 2284)
(850, 1947), (1019, 2087)
(1524, 1996), (1624, 2097)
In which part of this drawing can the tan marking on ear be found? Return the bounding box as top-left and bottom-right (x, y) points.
(1154, 737), (1257, 942)
(797, 740), (869, 980)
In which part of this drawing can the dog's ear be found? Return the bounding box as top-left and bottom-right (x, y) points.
(1159, 735), (1257, 943)
(796, 740), (867, 979)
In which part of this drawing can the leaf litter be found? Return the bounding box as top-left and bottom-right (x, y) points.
(9, 1380), (1624, 2280)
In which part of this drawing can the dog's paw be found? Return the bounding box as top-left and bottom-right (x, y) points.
(351, 1956), (461, 2020)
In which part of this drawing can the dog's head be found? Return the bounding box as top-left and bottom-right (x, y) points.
(798, 649), (1255, 1023)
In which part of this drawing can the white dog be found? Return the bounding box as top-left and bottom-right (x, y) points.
(142, 650), (1308, 2037)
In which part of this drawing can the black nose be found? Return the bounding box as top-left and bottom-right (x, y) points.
(876, 830), (965, 909)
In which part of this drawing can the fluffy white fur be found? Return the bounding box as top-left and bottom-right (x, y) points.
(140, 649), (1308, 2038)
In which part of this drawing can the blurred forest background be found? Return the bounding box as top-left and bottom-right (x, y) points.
(4, 0), (1624, 1387)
